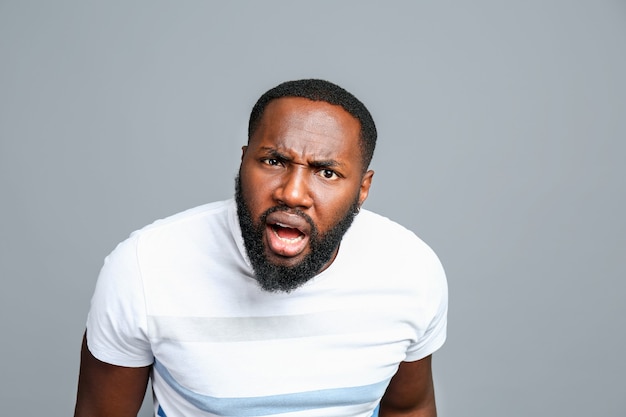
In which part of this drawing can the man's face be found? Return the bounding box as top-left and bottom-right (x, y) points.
(237, 97), (374, 292)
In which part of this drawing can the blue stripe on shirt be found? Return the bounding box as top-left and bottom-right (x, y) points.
(154, 359), (388, 416)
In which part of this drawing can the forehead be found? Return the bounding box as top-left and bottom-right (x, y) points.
(250, 97), (362, 161)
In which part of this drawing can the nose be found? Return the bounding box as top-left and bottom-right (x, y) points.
(274, 166), (313, 209)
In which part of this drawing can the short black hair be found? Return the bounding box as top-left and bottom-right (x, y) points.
(248, 79), (377, 170)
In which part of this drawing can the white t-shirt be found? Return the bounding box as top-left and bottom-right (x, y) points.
(86, 199), (447, 417)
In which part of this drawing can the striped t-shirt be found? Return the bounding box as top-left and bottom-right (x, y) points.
(86, 199), (447, 417)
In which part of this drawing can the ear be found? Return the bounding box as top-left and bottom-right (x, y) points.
(358, 170), (374, 207)
(241, 146), (248, 162)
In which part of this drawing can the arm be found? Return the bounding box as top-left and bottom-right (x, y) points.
(74, 332), (151, 417)
(378, 355), (437, 417)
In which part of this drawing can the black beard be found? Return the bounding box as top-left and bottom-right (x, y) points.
(235, 174), (360, 293)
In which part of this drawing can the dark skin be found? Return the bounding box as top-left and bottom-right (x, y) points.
(74, 97), (438, 416)
(379, 356), (437, 417)
(239, 97), (374, 270)
(74, 333), (151, 417)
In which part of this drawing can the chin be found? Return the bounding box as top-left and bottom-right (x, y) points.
(264, 249), (309, 268)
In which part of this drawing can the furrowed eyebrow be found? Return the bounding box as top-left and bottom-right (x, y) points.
(262, 148), (292, 163)
(309, 160), (341, 169)
(260, 147), (343, 169)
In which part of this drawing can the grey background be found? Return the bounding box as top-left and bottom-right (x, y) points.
(1, 1), (624, 416)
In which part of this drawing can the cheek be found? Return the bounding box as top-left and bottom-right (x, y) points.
(240, 168), (274, 213)
(313, 187), (359, 230)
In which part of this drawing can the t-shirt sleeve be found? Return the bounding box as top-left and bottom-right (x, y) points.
(86, 232), (154, 367)
(404, 248), (448, 362)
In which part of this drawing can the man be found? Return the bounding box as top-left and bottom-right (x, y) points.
(75, 79), (448, 417)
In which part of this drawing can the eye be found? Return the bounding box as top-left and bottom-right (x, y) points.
(318, 169), (339, 180)
(262, 158), (282, 167)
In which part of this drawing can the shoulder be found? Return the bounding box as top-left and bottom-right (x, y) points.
(336, 209), (448, 354)
(352, 209), (415, 236)
(349, 209), (439, 261)
(138, 199), (233, 234)
(104, 199), (235, 263)
(343, 208), (447, 293)
(131, 199), (233, 242)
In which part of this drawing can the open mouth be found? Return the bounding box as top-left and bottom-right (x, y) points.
(264, 211), (312, 258)
(271, 223), (305, 241)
